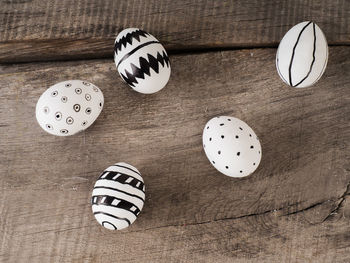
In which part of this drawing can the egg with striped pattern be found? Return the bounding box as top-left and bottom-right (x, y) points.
(91, 163), (145, 230)
(114, 28), (171, 94)
(276, 21), (328, 88)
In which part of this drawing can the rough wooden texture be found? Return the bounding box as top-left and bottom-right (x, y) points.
(0, 46), (349, 262)
(1, 0), (350, 62)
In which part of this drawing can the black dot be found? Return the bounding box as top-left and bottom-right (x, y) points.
(249, 134), (252, 137)
(220, 123), (224, 126)
(225, 166), (228, 169)
(207, 126), (209, 129)
(235, 135), (239, 139)
(209, 138), (212, 141)
(250, 145), (254, 149)
(239, 127), (243, 130)
(221, 135), (224, 139)
(212, 161), (215, 164)
(253, 163), (256, 165)
(228, 119), (231, 121)
(240, 170), (242, 173)
(237, 152), (240, 156)
(218, 151), (221, 155)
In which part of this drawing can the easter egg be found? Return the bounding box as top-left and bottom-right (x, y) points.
(276, 21), (328, 88)
(91, 162), (145, 230)
(202, 116), (262, 177)
(36, 80), (104, 136)
(114, 28), (171, 94)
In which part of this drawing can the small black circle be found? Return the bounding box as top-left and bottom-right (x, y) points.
(46, 124), (53, 130)
(85, 94), (91, 101)
(220, 123), (224, 126)
(249, 134), (252, 137)
(250, 145), (254, 149)
(82, 121), (88, 126)
(207, 126), (209, 129)
(212, 161), (215, 164)
(60, 129), (68, 134)
(218, 151), (221, 155)
(209, 138), (212, 141)
(61, 96), (67, 103)
(66, 117), (74, 125)
(239, 127), (243, 130)
(228, 119), (231, 121)
(253, 163), (256, 165)
(73, 104), (81, 112)
(221, 135), (224, 139)
(99, 102), (102, 108)
(55, 112), (62, 121)
(85, 107), (92, 115)
(51, 91), (58, 97)
(65, 83), (71, 87)
(236, 135), (239, 139)
(240, 170), (242, 173)
(225, 166), (228, 169)
(75, 88), (82, 94)
(237, 152), (240, 156)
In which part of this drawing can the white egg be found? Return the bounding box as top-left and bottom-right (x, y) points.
(202, 116), (262, 178)
(276, 21), (328, 88)
(114, 28), (171, 94)
(36, 80), (104, 136)
(91, 162), (145, 230)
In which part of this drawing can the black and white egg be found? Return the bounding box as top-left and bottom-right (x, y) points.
(202, 116), (262, 178)
(114, 28), (171, 94)
(35, 80), (104, 136)
(91, 162), (145, 230)
(276, 21), (328, 88)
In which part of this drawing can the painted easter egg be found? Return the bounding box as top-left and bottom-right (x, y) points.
(91, 162), (145, 230)
(35, 80), (104, 136)
(276, 21), (328, 88)
(114, 28), (171, 94)
(202, 116), (262, 177)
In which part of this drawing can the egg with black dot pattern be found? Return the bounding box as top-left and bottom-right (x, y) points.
(91, 162), (145, 230)
(114, 28), (171, 94)
(202, 116), (262, 177)
(35, 80), (104, 136)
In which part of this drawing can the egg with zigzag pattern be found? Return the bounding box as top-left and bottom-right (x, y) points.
(114, 28), (171, 94)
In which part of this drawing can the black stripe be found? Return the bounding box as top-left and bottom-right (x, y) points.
(92, 195), (141, 215)
(293, 22), (317, 87)
(113, 164), (141, 176)
(97, 178), (145, 194)
(99, 171), (144, 191)
(117, 41), (160, 68)
(288, 21), (312, 86)
(102, 221), (117, 230)
(93, 211), (131, 225)
(93, 186), (145, 201)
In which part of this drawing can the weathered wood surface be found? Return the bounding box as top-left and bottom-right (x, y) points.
(1, 0), (350, 63)
(0, 46), (349, 262)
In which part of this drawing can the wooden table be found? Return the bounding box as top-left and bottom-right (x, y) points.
(0, 1), (349, 262)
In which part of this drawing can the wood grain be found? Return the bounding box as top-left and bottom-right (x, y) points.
(1, 0), (350, 63)
(0, 47), (349, 262)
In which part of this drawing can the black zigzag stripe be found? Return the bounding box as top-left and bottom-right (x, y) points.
(114, 29), (149, 55)
(120, 51), (170, 87)
(92, 195), (141, 216)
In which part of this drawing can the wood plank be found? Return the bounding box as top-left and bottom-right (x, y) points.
(1, 0), (350, 63)
(0, 47), (349, 262)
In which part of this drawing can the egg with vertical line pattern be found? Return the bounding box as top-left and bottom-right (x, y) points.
(276, 21), (328, 88)
(114, 28), (171, 94)
(91, 162), (145, 230)
(202, 116), (262, 178)
(35, 80), (104, 136)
